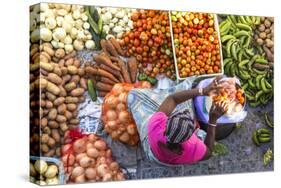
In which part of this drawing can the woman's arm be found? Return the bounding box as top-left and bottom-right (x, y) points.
(158, 76), (223, 116)
(158, 88), (203, 116)
(202, 101), (228, 160)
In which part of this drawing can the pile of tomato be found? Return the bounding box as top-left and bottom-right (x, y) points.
(171, 12), (221, 78)
(119, 10), (176, 80)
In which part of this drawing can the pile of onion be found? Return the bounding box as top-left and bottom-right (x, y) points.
(61, 133), (125, 183)
(102, 81), (151, 145)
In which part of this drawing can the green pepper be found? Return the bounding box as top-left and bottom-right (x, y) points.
(138, 73), (147, 81)
(147, 76), (157, 85)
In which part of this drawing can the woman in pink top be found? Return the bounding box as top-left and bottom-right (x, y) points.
(147, 77), (228, 165)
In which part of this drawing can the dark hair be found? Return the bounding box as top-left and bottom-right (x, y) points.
(166, 141), (182, 151)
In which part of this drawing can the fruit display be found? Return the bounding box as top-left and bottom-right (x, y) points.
(30, 158), (61, 185)
(30, 43), (87, 157)
(102, 82), (151, 146)
(119, 10), (176, 80)
(61, 131), (125, 183)
(219, 15), (273, 107)
(171, 12), (222, 78)
(254, 17), (274, 63)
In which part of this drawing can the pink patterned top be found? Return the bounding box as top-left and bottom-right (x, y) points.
(148, 112), (207, 165)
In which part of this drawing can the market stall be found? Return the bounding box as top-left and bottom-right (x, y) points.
(29, 3), (274, 185)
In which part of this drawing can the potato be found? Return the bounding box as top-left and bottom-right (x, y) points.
(43, 45), (55, 56)
(41, 51), (51, 61)
(264, 19), (271, 28)
(61, 67), (68, 75)
(79, 78), (87, 90)
(55, 48), (65, 58)
(64, 82), (77, 92)
(46, 82), (60, 95)
(70, 75), (80, 84)
(45, 100), (53, 108)
(62, 74), (71, 84)
(30, 63), (40, 72)
(47, 137), (56, 148)
(258, 24), (265, 32)
(265, 39), (274, 48)
(47, 73), (63, 85)
(40, 100), (46, 107)
(53, 67), (62, 76)
(265, 28), (271, 34)
(40, 69), (49, 76)
(67, 65), (78, 75)
(41, 133), (49, 144)
(259, 32), (267, 39)
(40, 78), (48, 89)
(77, 68), (85, 76)
(56, 115), (67, 123)
(43, 127), (51, 135)
(71, 88), (85, 97)
(65, 58), (74, 66)
(64, 110), (73, 120)
(256, 38), (264, 45)
(59, 86), (67, 97)
(58, 59), (65, 67)
(67, 103), (77, 111)
(65, 96), (79, 103)
(44, 149), (56, 157)
(40, 62), (53, 72)
(51, 129), (60, 143)
(60, 123), (68, 132)
(53, 97), (65, 106)
(79, 96), (85, 103)
(70, 118), (79, 125)
(55, 148), (61, 157)
(58, 103), (67, 114)
(48, 121), (59, 129)
(41, 118), (48, 127)
(46, 92), (56, 101)
(41, 144), (49, 153)
(48, 108), (57, 120)
(64, 50), (76, 60)
(73, 59), (81, 68)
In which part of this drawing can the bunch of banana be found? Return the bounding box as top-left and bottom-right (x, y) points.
(264, 112), (273, 128)
(263, 148), (273, 166)
(252, 128), (272, 146)
(220, 15), (273, 107)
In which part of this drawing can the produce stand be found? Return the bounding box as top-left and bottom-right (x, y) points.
(29, 3), (274, 185)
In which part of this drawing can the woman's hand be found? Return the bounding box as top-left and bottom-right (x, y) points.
(209, 101), (228, 124)
(203, 76), (223, 96)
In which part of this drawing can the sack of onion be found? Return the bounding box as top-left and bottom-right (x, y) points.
(101, 81), (151, 145)
(61, 128), (125, 183)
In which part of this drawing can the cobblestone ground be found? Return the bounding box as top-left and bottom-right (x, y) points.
(102, 102), (273, 180)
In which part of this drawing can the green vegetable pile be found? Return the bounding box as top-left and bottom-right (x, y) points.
(212, 142), (228, 156)
(219, 15), (273, 107)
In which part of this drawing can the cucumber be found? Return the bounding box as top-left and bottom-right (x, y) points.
(87, 79), (97, 101)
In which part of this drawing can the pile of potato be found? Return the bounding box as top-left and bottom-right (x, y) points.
(61, 133), (125, 183)
(30, 159), (60, 185)
(254, 17), (274, 63)
(30, 43), (87, 157)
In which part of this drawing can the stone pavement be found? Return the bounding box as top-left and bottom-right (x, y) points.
(103, 102), (273, 180)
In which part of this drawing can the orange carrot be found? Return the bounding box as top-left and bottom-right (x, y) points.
(95, 82), (113, 92)
(118, 60), (132, 83)
(99, 64), (121, 78)
(93, 54), (121, 71)
(105, 40), (119, 57)
(97, 68), (119, 83)
(127, 57), (138, 83)
(100, 39), (110, 56)
(100, 77), (118, 85)
(109, 37), (125, 56)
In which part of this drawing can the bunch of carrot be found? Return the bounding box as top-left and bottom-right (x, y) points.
(85, 37), (138, 97)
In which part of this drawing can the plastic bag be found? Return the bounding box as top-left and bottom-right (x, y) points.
(101, 81), (151, 146)
(61, 128), (125, 183)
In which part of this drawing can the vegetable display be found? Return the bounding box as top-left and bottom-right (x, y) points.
(61, 131), (125, 183)
(171, 12), (222, 78)
(30, 3), (96, 53)
(254, 17), (274, 63)
(30, 159), (60, 185)
(119, 10), (176, 80)
(219, 15), (273, 107)
(102, 82), (151, 145)
(30, 43), (86, 157)
(85, 38), (139, 97)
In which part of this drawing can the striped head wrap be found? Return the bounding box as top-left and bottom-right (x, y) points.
(165, 109), (195, 144)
